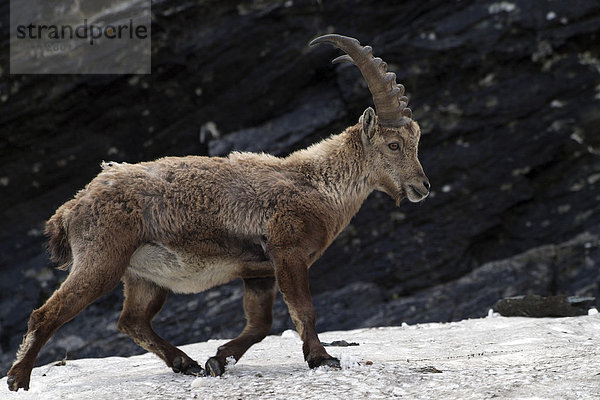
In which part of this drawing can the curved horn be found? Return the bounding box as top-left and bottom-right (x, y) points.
(310, 34), (411, 127)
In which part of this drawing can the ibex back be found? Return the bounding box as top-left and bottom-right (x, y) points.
(7, 34), (430, 391)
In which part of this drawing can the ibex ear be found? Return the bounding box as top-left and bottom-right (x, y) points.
(360, 107), (377, 142)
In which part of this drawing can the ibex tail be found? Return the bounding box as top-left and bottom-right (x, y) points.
(45, 200), (73, 269)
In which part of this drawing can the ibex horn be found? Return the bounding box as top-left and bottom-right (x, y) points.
(310, 34), (412, 127)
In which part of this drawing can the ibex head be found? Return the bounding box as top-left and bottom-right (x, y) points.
(311, 34), (430, 204)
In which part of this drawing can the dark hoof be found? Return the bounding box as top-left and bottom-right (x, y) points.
(307, 355), (341, 369)
(205, 357), (225, 377)
(184, 363), (206, 377)
(7, 374), (29, 392)
(172, 356), (205, 376)
(320, 357), (341, 369)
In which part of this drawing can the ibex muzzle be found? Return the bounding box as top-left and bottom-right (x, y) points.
(7, 34), (430, 392)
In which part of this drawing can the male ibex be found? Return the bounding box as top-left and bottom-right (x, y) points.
(7, 34), (430, 391)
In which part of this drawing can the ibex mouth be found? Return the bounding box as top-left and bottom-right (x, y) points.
(407, 185), (429, 202)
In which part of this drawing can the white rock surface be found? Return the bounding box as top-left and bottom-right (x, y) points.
(2, 315), (600, 399)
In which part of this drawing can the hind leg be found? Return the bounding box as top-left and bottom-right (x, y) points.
(117, 274), (204, 376)
(205, 277), (275, 376)
(7, 256), (127, 391)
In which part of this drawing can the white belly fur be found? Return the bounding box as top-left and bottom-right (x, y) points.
(128, 242), (243, 294)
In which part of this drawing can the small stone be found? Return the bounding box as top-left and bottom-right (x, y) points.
(322, 340), (359, 347)
(494, 295), (596, 318)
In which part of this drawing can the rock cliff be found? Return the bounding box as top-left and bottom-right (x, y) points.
(1, 0), (599, 374)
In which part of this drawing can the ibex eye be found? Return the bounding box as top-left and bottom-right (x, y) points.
(388, 142), (400, 151)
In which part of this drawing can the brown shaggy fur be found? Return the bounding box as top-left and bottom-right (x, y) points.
(7, 109), (429, 391)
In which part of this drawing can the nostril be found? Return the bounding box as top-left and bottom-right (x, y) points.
(423, 180), (431, 191)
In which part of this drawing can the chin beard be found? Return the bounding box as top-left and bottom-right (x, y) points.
(394, 192), (406, 206)
(375, 181), (406, 206)
(378, 186), (405, 206)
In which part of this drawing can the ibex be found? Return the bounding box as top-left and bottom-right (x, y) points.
(7, 34), (430, 391)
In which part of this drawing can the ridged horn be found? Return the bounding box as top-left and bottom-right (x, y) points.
(310, 34), (411, 127)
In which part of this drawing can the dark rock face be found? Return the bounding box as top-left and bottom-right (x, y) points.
(1, 0), (599, 375)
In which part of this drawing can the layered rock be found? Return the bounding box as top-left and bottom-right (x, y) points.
(1, 0), (599, 374)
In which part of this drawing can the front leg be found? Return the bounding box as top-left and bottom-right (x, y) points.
(270, 248), (340, 369)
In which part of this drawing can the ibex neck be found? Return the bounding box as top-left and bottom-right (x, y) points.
(285, 124), (373, 226)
